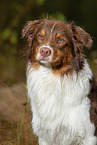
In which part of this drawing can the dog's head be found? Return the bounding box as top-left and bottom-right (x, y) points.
(22, 19), (92, 75)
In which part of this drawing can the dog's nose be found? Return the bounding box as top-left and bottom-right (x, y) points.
(40, 47), (51, 57)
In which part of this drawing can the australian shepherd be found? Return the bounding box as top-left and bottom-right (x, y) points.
(22, 19), (97, 145)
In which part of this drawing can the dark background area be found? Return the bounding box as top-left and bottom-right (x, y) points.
(0, 0), (97, 85)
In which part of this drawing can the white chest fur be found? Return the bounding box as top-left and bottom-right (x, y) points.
(27, 61), (97, 145)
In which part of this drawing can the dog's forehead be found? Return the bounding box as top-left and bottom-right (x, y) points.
(40, 20), (72, 35)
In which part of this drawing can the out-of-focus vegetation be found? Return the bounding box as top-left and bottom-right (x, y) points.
(0, 0), (97, 85)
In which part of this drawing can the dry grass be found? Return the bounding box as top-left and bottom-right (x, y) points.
(16, 103), (38, 145)
(0, 83), (38, 145)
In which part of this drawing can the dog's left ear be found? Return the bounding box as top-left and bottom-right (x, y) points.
(72, 25), (93, 49)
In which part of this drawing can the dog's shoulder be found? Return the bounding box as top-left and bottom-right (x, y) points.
(89, 78), (97, 135)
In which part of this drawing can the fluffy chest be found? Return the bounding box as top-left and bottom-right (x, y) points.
(26, 62), (97, 145)
(27, 62), (92, 122)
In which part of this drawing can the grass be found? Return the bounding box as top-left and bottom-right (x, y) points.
(16, 102), (38, 145)
(0, 103), (38, 145)
(16, 103), (38, 145)
(16, 110), (25, 145)
(0, 83), (38, 145)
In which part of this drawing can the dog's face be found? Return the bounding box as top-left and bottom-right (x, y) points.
(22, 19), (92, 75)
(32, 20), (74, 68)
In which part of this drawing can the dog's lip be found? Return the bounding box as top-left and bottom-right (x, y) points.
(37, 58), (49, 63)
(37, 58), (52, 67)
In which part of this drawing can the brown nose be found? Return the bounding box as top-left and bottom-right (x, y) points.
(40, 47), (51, 57)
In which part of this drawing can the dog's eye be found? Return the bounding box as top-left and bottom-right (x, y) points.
(37, 34), (44, 42)
(58, 38), (64, 43)
(39, 35), (43, 39)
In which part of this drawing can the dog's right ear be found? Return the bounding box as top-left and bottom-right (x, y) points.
(22, 20), (44, 42)
(22, 20), (45, 59)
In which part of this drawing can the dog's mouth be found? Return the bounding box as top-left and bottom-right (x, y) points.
(37, 55), (53, 67)
(37, 59), (51, 67)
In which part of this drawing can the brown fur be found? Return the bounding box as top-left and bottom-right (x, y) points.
(22, 19), (97, 136)
(22, 19), (92, 74)
(89, 78), (97, 136)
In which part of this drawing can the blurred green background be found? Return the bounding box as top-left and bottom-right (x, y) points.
(0, 0), (97, 85)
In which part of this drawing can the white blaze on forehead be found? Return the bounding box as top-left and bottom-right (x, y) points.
(50, 22), (56, 33)
(49, 22), (57, 40)
(39, 44), (53, 51)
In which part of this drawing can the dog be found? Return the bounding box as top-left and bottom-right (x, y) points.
(22, 19), (97, 145)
